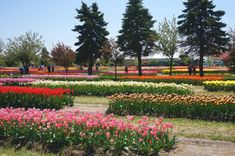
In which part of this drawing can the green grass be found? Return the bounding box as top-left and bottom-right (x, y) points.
(118, 116), (235, 142)
(74, 96), (108, 105)
(0, 147), (54, 156)
(193, 86), (234, 95)
(164, 118), (235, 142)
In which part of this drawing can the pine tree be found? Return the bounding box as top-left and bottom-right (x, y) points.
(73, 2), (109, 75)
(117, 0), (156, 76)
(40, 47), (51, 66)
(178, 0), (229, 76)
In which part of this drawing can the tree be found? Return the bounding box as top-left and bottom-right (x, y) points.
(40, 47), (51, 66)
(155, 17), (178, 75)
(73, 2), (109, 75)
(4, 31), (44, 68)
(117, 0), (156, 76)
(101, 38), (124, 79)
(178, 0), (229, 76)
(0, 39), (5, 66)
(51, 43), (76, 74)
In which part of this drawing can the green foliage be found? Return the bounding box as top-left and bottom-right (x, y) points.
(4, 31), (44, 67)
(203, 81), (235, 92)
(178, 0), (229, 76)
(40, 47), (51, 66)
(0, 93), (73, 109)
(31, 81), (192, 96)
(73, 2), (109, 75)
(155, 17), (178, 75)
(107, 94), (235, 122)
(117, 0), (156, 76)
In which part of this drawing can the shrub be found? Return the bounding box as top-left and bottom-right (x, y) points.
(28, 80), (193, 96)
(107, 93), (235, 122)
(203, 80), (235, 92)
(0, 86), (73, 109)
(0, 108), (175, 155)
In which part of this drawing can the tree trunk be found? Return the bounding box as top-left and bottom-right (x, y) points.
(199, 50), (204, 77)
(169, 58), (173, 76)
(88, 59), (93, 75)
(114, 64), (117, 80)
(137, 53), (142, 76)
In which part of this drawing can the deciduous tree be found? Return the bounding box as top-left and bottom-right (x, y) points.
(4, 31), (44, 68)
(155, 17), (178, 75)
(51, 43), (76, 74)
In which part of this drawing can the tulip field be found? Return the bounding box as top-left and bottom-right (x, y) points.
(0, 66), (234, 155)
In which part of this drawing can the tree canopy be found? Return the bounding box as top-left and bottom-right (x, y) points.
(51, 42), (76, 74)
(117, 0), (156, 76)
(73, 2), (109, 75)
(178, 0), (229, 76)
(155, 17), (178, 75)
(4, 31), (44, 67)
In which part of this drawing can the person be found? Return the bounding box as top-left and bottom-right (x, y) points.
(125, 66), (128, 73)
(51, 65), (54, 72)
(192, 65), (196, 75)
(19, 66), (24, 76)
(24, 66), (29, 74)
(188, 65), (192, 75)
(47, 65), (51, 73)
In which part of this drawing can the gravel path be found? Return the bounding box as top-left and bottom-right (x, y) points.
(64, 103), (235, 156)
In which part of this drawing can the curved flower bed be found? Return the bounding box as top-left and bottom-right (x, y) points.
(28, 80), (193, 96)
(203, 80), (235, 92)
(120, 75), (224, 85)
(0, 86), (73, 109)
(0, 78), (37, 85)
(0, 108), (175, 155)
(23, 74), (100, 81)
(107, 93), (235, 122)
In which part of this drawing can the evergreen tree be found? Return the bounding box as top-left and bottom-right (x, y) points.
(73, 2), (109, 75)
(117, 0), (156, 76)
(40, 47), (51, 66)
(178, 0), (229, 76)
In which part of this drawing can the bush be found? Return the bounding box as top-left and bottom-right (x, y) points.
(28, 80), (193, 96)
(0, 108), (175, 155)
(203, 80), (235, 92)
(107, 93), (235, 122)
(0, 86), (73, 109)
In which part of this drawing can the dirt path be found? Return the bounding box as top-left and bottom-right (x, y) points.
(166, 138), (235, 156)
(64, 104), (235, 156)
(64, 103), (108, 113)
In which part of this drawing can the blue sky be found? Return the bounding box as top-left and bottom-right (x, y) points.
(1, 0), (235, 52)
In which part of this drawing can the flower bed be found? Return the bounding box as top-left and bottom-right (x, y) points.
(161, 68), (228, 74)
(0, 78), (37, 85)
(107, 93), (235, 122)
(0, 108), (175, 155)
(23, 74), (100, 81)
(203, 80), (235, 92)
(28, 80), (193, 96)
(0, 86), (73, 109)
(120, 75), (224, 85)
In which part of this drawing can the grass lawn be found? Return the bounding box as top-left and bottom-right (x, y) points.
(0, 147), (54, 156)
(74, 96), (108, 105)
(163, 118), (235, 142)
